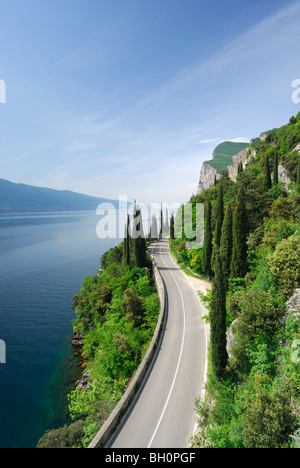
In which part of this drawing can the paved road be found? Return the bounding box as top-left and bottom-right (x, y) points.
(107, 238), (208, 448)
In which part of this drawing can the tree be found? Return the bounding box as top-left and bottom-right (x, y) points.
(124, 214), (131, 266)
(202, 198), (213, 278)
(220, 202), (233, 286)
(263, 154), (272, 191)
(211, 185), (224, 272)
(160, 204), (163, 237)
(230, 187), (248, 278)
(210, 247), (228, 380)
(297, 159), (300, 190)
(121, 287), (144, 327)
(243, 375), (297, 448)
(170, 213), (175, 240)
(267, 235), (300, 298)
(132, 203), (147, 268)
(150, 214), (159, 241)
(273, 151), (279, 185)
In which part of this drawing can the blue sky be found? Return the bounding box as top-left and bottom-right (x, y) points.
(1, 0), (300, 204)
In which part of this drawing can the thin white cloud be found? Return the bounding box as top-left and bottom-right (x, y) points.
(132, 1), (300, 112)
(196, 138), (221, 145)
(4, 1), (300, 206)
(227, 137), (250, 143)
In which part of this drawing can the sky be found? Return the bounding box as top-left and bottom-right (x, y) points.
(1, 0), (300, 205)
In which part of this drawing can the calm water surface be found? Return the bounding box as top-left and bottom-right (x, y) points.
(0, 211), (120, 448)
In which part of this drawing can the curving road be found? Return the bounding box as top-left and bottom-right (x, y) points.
(107, 238), (209, 449)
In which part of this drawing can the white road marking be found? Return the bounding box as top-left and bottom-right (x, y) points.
(147, 241), (187, 448)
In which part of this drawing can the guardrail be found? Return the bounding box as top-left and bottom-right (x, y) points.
(88, 248), (166, 448)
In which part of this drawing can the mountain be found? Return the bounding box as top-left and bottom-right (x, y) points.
(197, 141), (249, 193)
(0, 179), (121, 213)
(205, 141), (250, 173)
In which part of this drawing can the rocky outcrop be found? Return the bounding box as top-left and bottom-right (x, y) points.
(197, 142), (254, 193)
(294, 143), (300, 153)
(76, 370), (91, 391)
(278, 164), (292, 189)
(286, 289), (300, 316)
(197, 163), (221, 194)
(280, 289), (300, 329)
(226, 318), (239, 359)
(227, 147), (257, 182)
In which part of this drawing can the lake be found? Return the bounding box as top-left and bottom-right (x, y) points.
(0, 211), (121, 448)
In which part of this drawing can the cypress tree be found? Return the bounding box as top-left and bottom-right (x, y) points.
(296, 159), (300, 191)
(202, 198), (213, 279)
(164, 208), (169, 233)
(273, 151), (279, 185)
(124, 214), (131, 266)
(151, 214), (159, 240)
(132, 203), (147, 268)
(160, 204), (163, 238)
(263, 154), (272, 191)
(230, 187), (248, 278)
(220, 202), (233, 286)
(170, 213), (175, 240)
(210, 246), (228, 380)
(211, 185), (224, 272)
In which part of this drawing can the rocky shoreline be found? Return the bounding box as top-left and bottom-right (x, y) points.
(72, 331), (90, 390)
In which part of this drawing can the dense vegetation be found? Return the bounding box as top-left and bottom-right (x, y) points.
(37, 206), (160, 448)
(172, 112), (300, 448)
(37, 112), (300, 449)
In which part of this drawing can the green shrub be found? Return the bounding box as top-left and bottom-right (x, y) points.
(267, 236), (300, 298)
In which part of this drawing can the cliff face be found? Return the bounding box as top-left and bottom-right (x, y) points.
(227, 147), (256, 182)
(197, 163), (221, 194)
(197, 141), (295, 194)
(197, 142), (251, 193)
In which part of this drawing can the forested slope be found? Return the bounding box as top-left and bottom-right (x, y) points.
(172, 112), (300, 448)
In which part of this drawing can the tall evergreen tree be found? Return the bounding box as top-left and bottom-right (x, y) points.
(160, 204), (164, 238)
(220, 202), (233, 286)
(124, 214), (131, 266)
(230, 187), (248, 278)
(132, 203), (147, 268)
(210, 246), (228, 380)
(297, 159), (300, 191)
(211, 185), (224, 272)
(164, 208), (169, 233)
(170, 213), (175, 240)
(273, 151), (279, 185)
(150, 214), (159, 240)
(263, 154), (272, 191)
(202, 198), (213, 279)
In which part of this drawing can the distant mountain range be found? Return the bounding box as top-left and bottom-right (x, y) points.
(0, 178), (121, 213)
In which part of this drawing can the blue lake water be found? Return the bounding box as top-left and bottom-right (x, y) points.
(0, 211), (121, 448)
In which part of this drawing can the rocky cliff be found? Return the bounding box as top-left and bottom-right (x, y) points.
(197, 139), (299, 193)
(197, 141), (250, 193)
(227, 147), (256, 182)
(197, 163), (221, 193)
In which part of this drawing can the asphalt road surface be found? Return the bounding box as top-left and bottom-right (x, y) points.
(107, 238), (208, 449)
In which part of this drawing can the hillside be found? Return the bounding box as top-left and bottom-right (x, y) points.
(0, 179), (120, 213)
(172, 111), (300, 448)
(204, 141), (249, 173)
(198, 141), (249, 193)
